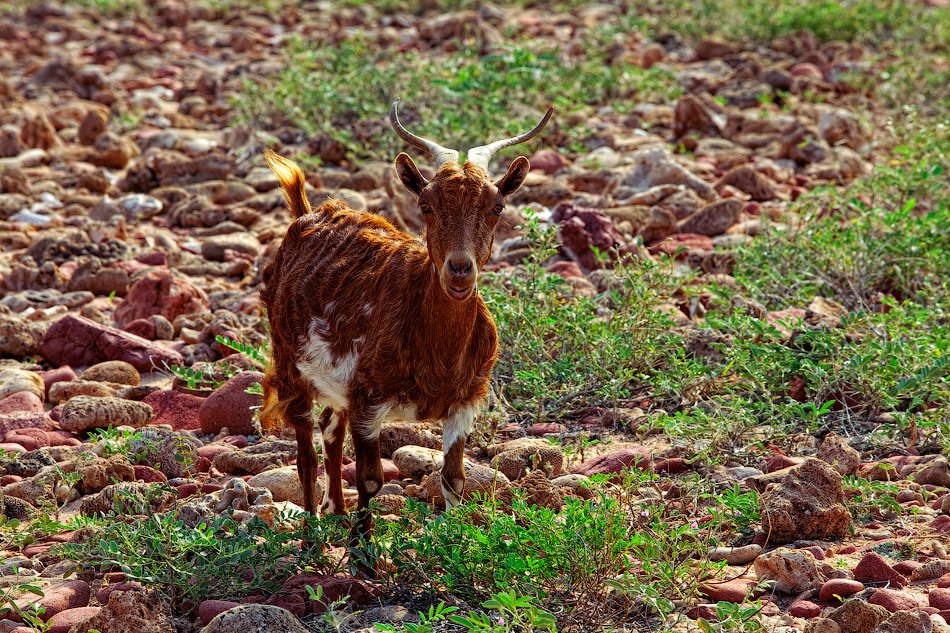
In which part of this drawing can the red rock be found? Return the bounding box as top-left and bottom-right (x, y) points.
(11, 580), (90, 622)
(765, 454), (800, 472)
(39, 314), (183, 373)
(766, 308), (807, 337)
(136, 251), (168, 266)
(527, 422), (567, 436)
(853, 551), (908, 587)
(264, 592), (306, 617)
(869, 587), (918, 612)
(572, 447), (652, 478)
(4, 429), (48, 451)
(143, 389), (204, 431)
(1, 474), (23, 485)
(939, 574), (950, 588)
(687, 604), (718, 620)
(113, 269), (209, 327)
(342, 458), (399, 484)
(46, 431), (81, 447)
(278, 573), (379, 615)
(198, 443), (236, 461)
(547, 260), (585, 279)
(932, 515), (950, 533)
(802, 546), (826, 561)
(96, 581), (144, 605)
(529, 149), (565, 175)
(122, 318), (157, 340)
(652, 457), (688, 474)
(46, 606), (100, 633)
(197, 600), (239, 625)
(649, 233), (714, 258)
(198, 372), (262, 435)
(790, 63), (824, 79)
(553, 203), (637, 271)
(838, 545), (858, 555)
(892, 560), (922, 576)
(0, 442), (26, 454)
(0, 391), (44, 414)
(0, 412), (51, 436)
(819, 578), (864, 602)
(788, 600), (820, 618)
(930, 587), (950, 610)
(37, 366), (78, 397)
(133, 465), (167, 483)
(176, 482), (199, 498)
(699, 578), (759, 603)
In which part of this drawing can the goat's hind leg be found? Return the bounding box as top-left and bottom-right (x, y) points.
(284, 393), (318, 515)
(317, 407), (347, 516)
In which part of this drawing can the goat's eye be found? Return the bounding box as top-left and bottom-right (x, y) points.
(419, 203), (432, 215)
(491, 204), (505, 216)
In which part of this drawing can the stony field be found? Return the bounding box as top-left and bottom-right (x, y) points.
(0, 1), (948, 632)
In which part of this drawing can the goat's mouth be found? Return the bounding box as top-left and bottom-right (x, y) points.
(446, 283), (475, 301)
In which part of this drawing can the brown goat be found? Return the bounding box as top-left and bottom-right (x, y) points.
(259, 99), (553, 549)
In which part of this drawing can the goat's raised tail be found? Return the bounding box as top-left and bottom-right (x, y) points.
(264, 149), (311, 219)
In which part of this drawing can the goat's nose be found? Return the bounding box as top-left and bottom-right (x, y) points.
(447, 257), (474, 277)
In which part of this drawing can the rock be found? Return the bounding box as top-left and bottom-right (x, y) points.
(869, 587), (919, 613)
(695, 37), (737, 60)
(758, 458), (851, 543)
(419, 461), (510, 506)
(20, 113), (60, 150)
(67, 588), (174, 633)
(827, 599), (890, 633)
(932, 588), (950, 610)
(754, 547), (824, 593)
(0, 369), (45, 402)
(10, 580), (90, 621)
(198, 601), (240, 626)
(806, 297), (849, 329)
(818, 432), (861, 475)
(0, 391), (44, 415)
(805, 619), (842, 633)
(699, 578), (759, 603)
(77, 454), (136, 494)
(1, 451), (55, 477)
(46, 606), (100, 633)
(59, 396), (153, 433)
(708, 544), (762, 565)
(0, 313), (47, 357)
(529, 149), (564, 175)
(201, 233), (261, 262)
(39, 314), (183, 373)
(572, 447), (651, 478)
(247, 466), (308, 506)
(1, 495), (36, 520)
(127, 428), (201, 478)
(716, 165), (780, 201)
(790, 600), (822, 618)
(89, 132), (139, 169)
(552, 203), (636, 271)
(392, 445), (443, 481)
(200, 604), (310, 633)
(677, 199), (743, 236)
(80, 482), (176, 516)
(48, 380), (122, 403)
(277, 573), (378, 615)
(79, 361), (140, 387)
(673, 94), (724, 138)
(910, 457), (950, 488)
(114, 269), (209, 327)
(551, 473), (594, 500)
(818, 108), (865, 149)
(495, 470), (565, 511)
(78, 108), (109, 145)
(198, 372), (262, 436)
(820, 578), (865, 602)
(876, 610), (933, 633)
(177, 477), (279, 528)
(487, 438), (564, 480)
(213, 440), (296, 476)
(854, 552), (908, 587)
(142, 389), (203, 431)
(378, 423), (440, 458)
(0, 124), (22, 157)
(621, 146), (717, 200)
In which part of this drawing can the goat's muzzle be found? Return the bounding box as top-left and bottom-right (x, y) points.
(442, 253), (477, 301)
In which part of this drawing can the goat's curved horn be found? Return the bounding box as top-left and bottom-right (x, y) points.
(389, 98), (459, 168)
(466, 106), (554, 171)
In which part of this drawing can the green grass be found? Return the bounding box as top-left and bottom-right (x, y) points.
(234, 37), (681, 161)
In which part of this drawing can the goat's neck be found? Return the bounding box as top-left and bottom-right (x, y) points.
(419, 262), (478, 355)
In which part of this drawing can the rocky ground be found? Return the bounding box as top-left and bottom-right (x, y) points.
(0, 1), (949, 632)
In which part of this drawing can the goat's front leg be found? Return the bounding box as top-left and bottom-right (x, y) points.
(317, 407), (347, 516)
(441, 406), (476, 510)
(348, 404), (386, 547)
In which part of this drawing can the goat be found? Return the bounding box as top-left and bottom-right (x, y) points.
(259, 99), (554, 549)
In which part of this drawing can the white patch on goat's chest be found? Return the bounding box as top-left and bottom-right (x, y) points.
(296, 316), (358, 409)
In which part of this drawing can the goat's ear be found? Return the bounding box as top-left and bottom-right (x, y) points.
(494, 156), (531, 198)
(395, 153), (428, 197)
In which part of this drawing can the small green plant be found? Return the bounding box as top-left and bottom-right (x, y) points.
(449, 591), (557, 633)
(0, 578), (48, 631)
(376, 602), (460, 633)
